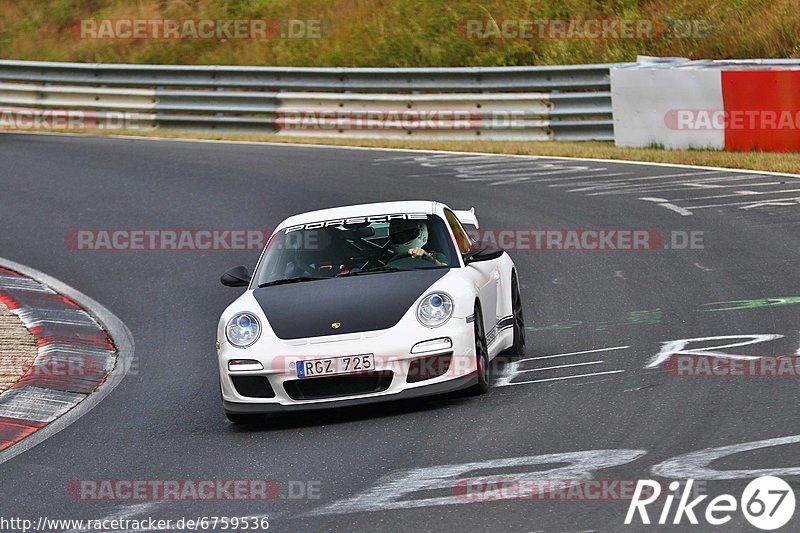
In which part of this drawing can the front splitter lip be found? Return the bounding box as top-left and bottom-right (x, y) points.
(222, 372), (477, 414)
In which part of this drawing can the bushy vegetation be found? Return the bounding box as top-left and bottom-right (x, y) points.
(0, 0), (798, 66)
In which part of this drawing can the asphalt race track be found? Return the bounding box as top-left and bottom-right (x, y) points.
(1, 133), (800, 532)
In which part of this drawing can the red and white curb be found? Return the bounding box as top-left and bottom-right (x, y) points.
(0, 261), (130, 460)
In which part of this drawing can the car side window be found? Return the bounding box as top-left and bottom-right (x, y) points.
(443, 209), (472, 255)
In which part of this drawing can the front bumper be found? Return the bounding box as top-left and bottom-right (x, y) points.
(218, 317), (477, 412)
(223, 372), (477, 413)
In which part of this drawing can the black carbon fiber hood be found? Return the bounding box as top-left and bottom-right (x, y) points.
(253, 269), (449, 339)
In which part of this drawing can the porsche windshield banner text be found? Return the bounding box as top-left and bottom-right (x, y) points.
(284, 213), (428, 233)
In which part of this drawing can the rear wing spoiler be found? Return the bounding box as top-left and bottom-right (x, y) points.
(453, 207), (479, 229)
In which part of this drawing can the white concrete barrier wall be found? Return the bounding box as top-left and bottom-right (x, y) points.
(611, 67), (723, 149)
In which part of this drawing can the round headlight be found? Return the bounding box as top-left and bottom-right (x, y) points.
(417, 292), (454, 327)
(226, 312), (261, 348)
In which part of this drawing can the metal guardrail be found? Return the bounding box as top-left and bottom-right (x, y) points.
(0, 60), (617, 140)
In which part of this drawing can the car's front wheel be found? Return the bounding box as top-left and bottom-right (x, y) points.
(469, 305), (490, 395)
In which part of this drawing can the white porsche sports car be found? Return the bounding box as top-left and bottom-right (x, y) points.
(217, 201), (524, 423)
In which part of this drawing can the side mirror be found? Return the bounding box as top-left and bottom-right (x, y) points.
(464, 247), (504, 264)
(221, 266), (252, 287)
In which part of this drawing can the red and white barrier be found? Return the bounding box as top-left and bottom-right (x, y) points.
(0, 267), (116, 452)
(612, 58), (800, 152)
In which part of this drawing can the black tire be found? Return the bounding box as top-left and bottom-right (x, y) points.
(468, 305), (490, 395)
(505, 272), (526, 358)
(225, 412), (263, 425)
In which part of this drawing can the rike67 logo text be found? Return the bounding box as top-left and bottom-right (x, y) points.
(625, 476), (795, 530)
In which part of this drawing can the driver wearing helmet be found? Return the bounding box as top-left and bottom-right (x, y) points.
(389, 219), (447, 266)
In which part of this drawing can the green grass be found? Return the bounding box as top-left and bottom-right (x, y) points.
(0, 0), (798, 66)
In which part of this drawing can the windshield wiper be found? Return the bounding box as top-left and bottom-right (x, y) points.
(338, 267), (414, 277)
(258, 276), (326, 288)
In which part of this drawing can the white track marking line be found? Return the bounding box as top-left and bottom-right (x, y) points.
(580, 174), (764, 195)
(548, 170), (726, 188)
(586, 179), (787, 196)
(601, 185), (735, 196)
(548, 170), (725, 189)
(446, 160), (552, 170)
(515, 345), (630, 364)
(668, 183), (786, 200)
(504, 369), (625, 386)
(528, 172), (635, 183)
(657, 203), (693, 216)
(488, 177), (531, 186)
(405, 172), (460, 178)
(581, 183), (725, 194)
(627, 181), (785, 199)
(684, 183), (725, 188)
(465, 165), (596, 180)
(417, 154), (488, 160)
(410, 162), (553, 176)
(455, 169), (562, 179)
(455, 166), (569, 179)
(407, 157), (496, 167)
(606, 170), (728, 181)
(589, 170), (729, 183)
(639, 198), (694, 216)
(472, 167), (606, 183)
(459, 167), (599, 181)
(465, 167), (603, 178)
(740, 199), (800, 209)
(408, 163), (549, 177)
(517, 360), (605, 373)
(533, 171), (634, 182)
(668, 188), (800, 202)
(687, 196), (800, 209)
(457, 166), (588, 177)
(495, 346), (629, 387)
(456, 170), (632, 184)
(419, 156), (516, 166)
(485, 168), (609, 181)
(596, 174), (773, 187)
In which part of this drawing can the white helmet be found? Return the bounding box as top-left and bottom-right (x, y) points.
(389, 219), (428, 256)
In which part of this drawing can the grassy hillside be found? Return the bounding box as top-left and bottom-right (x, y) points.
(0, 0), (798, 66)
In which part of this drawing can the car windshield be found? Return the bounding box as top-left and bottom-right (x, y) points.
(253, 214), (457, 286)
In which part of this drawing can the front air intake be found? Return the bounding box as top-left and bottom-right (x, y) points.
(283, 371), (393, 400)
(231, 376), (276, 398)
